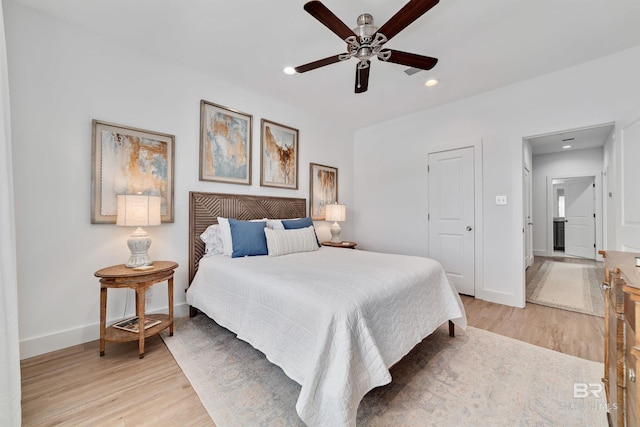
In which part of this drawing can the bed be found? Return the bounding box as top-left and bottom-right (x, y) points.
(186, 191), (467, 426)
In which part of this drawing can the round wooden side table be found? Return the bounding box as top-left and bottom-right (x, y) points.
(321, 241), (357, 249)
(94, 261), (178, 359)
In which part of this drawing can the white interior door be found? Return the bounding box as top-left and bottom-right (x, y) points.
(564, 176), (595, 259)
(523, 166), (533, 268)
(428, 147), (475, 295)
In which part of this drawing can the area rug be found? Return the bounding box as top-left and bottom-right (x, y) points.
(527, 260), (604, 317)
(161, 315), (607, 427)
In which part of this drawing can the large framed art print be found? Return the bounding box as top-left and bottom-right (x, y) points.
(91, 120), (175, 224)
(260, 119), (298, 189)
(199, 100), (253, 185)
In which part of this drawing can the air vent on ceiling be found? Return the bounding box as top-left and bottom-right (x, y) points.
(562, 137), (575, 142)
(404, 67), (422, 76)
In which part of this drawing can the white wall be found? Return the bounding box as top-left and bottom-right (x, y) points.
(353, 46), (640, 308)
(531, 147), (605, 257)
(4, 3), (354, 358)
(616, 119), (640, 251)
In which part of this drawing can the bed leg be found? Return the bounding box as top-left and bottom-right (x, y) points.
(448, 320), (455, 337)
(189, 305), (198, 318)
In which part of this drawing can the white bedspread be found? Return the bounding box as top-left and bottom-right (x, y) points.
(186, 247), (467, 426)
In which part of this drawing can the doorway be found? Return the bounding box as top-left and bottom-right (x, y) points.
(523, 123), (611, 311)
(525, 123), (611, 261)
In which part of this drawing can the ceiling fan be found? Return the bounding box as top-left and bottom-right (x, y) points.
(294, 0), (440, 94)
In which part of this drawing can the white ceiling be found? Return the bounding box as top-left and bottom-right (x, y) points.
(10, 0), (640, 131)
(527, 124), (614, 156)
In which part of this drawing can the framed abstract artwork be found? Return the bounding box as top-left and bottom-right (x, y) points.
(309, 163), (338, 220)
(91, 120), (175, 224)
(260, 119), (298, 189)
(199, 100), (252, 185)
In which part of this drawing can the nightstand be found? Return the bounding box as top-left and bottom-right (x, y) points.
(94, 261), (178, 359)
(321, 241), (357, 249)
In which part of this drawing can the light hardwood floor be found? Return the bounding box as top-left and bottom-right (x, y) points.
(21, 263), (604, 426)
(21, 336), (214, 426)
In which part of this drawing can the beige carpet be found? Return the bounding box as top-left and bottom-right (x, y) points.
(527, 259), (604, 317)
(162, 315), (607, 427)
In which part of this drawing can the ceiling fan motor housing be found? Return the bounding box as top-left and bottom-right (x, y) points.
(354, 13), (378, 41)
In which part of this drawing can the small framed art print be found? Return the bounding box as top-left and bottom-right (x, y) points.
(309, 163), (338, 220)
(260, 119), (298, 189)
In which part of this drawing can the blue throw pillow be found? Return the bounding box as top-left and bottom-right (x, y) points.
(281, 217), (320, 247)
(228, 218), (268, 258)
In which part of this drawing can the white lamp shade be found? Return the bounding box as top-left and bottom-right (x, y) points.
(116, 194), (161, 227)
(325, 203), (346, 222)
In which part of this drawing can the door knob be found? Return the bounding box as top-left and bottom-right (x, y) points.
(466, 226), (473, 231)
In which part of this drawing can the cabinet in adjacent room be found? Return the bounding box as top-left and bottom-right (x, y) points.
(553, 219), (565, 250)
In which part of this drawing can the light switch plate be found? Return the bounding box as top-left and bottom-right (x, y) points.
(496, 195), (508, 205)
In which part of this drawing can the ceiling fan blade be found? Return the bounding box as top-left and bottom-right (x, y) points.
(380, 49), (438, 70)
(304, 1), (357, 41)
(295, 54), (345, 73)
(376, 0), (439, 42)
(355, 62), (370, 93)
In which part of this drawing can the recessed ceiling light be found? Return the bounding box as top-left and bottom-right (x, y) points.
(562, 145), (572, 149)
(283, 66), (296, 75)
(425, 79), (439, 87)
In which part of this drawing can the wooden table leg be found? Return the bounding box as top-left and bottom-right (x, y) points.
(100, 286), (107, 356)
(137, 287), (146, 359)
(135, 290), (140, 316)
(168, 276), (174, 336)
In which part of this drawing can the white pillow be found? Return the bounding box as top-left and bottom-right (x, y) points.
(199, 224), (224, 256)
(217, 217), (234, 257)
(264, 226), (319, 257)
(266, 219), (285, 230)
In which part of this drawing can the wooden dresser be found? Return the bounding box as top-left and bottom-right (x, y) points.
(601, 250), (640, 427)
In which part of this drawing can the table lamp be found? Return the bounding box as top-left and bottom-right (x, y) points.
(325, 203), (346, 243)
(116, 194), (161, 267)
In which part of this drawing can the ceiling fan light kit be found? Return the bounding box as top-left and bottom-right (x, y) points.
(294, 0), (440, 93)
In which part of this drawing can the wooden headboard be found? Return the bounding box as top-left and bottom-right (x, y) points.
(188, 191), (306, 283)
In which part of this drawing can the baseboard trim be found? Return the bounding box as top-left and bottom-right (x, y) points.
(475, 289), (525, 309)
(19, 303), (190, 360)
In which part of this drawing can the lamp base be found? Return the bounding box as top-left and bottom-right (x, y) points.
(330, 222), (342, 243)
(125, 253), (152, 268)
(125, 227), (153, 268)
